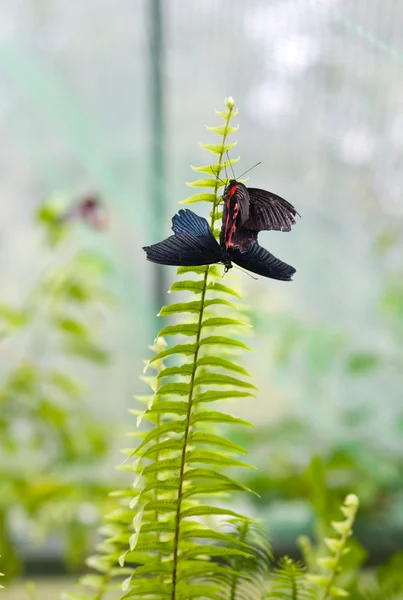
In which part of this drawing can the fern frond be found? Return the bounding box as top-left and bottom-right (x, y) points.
(118, 97), (258, 600)
(267, 557), (315, 600)
(307, 494), (360, 600)
(220, 518), (272, 600)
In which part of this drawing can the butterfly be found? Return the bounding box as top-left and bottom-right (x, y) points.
(143, 208), (296, 281)
(63, 195), (107, 229)
(221, 179), (300, 251)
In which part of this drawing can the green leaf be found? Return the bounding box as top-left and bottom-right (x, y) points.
(142, 457), (182, 475)
(193, 390), (255, 404)
(180, 264), (221, 277)
(147, 401), (188, 416)
(159, 364), (193, 378)
(197, 356), (251, 376)
(199, 141), (237, 155)
(55, 317), (89, 337)
(194, 373), (257, 389)
(148, 344), (197, 364)
(181, 545), (251, 560)
(215, 108), (239, 120)
(202, 317), (250, 329)
(206, 124), (239, 135)
(180, 192), (216, 205)
(346, 352), (379, 374)
(181, 481), (249, 499)
(156, 383), (190, 396)
(186, 449), (253, 468)
(177, 265), (209, 274)
(181, 505), (246, 519)
(65, 340), (108, 363)
(170, 280), (205, 294)
(183, 468), (254, 493)
(159, 301), (201, 316)
(199, 336), (252, 350)
(157, 323), (198, 337)
(206, 282), (242, 298)
(204, 297), (237, 309)
(186, 178), (225, 189)
(133, 420), (186, 454)
(47, 371), (82, 397)
(191, 411), (253, 427)
(0, 304), (30, 328)
(190, 157), (240, 176)
(143, 499), (178, 513)
(180, 525), (254, 549)
(140, 439), (184, 459)
(190, 432), (247, 453)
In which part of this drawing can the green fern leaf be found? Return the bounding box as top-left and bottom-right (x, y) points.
(197, 356), (252, 376)
(157, 324), (199, 337)
(180, 505), (246, 520)
(148, 343), (197, 364)
(190, 410), (254, 427)
(159, 364), (194, 378)
(215, 108), (239, 120)
(186, 177), (225, 189)
(206, 124), (239, 135)
(202, 316), (250, 329)
(204, 297), (237, 309)
(194, 373), (257, 389)
(189, 432), (247, 453)
(133, 421), (187, 454)
(179, 192), (216, 204)
(193, 390), (255, 404)
(145, 401), (187, 416)
(154, 382), (190, 396)
(199, 140), (237, 155)
(170, 280), (205, 294)
(199, 336), (252, 350)
(206, 282), (242, 298)
(159, 301), (202, 316)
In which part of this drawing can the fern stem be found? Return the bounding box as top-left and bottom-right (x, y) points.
(170, 103), (235, 600)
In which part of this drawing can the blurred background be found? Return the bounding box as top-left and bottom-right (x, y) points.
(1, 0), (403, 596)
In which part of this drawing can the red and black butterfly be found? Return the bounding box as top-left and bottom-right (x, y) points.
(143, 209), (295, 281)
(221, 179), (300, 252)
(63, 195), (107, 229)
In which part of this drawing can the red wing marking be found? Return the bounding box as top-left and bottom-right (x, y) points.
(225, 201), (239, 248)
(227, 183), (238, 198)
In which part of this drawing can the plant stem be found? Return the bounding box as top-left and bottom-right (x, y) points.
(170, 104), (234, 600)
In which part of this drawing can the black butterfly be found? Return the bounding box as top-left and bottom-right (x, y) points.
(221, 180), (300, 251)
(143, 209), (295, 281)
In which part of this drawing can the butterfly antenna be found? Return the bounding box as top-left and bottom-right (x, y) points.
(210, 166), (224, 185)
(237, 161), (262, 180)
(233, 264), (258, 280)
(226, 150), (236, 179)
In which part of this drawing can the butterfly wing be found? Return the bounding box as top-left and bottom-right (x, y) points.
(143, 209), (221, 266)
(229, 241), (296, 281)
(243, 188), (300, 232)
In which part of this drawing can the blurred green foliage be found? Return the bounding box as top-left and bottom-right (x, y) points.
(0, 198), (117, 580)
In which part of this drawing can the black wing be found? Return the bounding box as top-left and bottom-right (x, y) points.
(243, 188), (300, 233)
(143, 209), (221, 266)
(229, 241), (296, 281)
